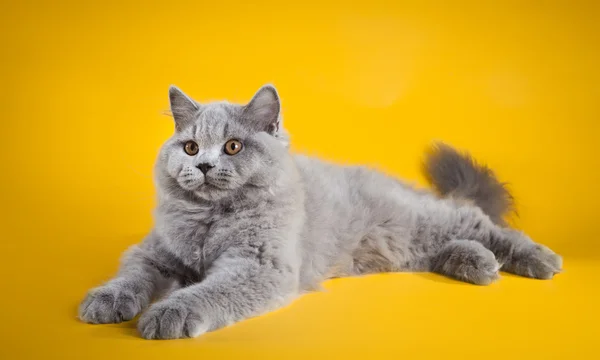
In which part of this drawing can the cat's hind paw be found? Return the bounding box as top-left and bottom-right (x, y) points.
(503, 243), (562, 279)
(432, 240), (501, 285)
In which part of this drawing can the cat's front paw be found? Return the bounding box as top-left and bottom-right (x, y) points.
(137, 299), (208, 340)
(504, 243), (563, 279)
(79, 285), (141, 324)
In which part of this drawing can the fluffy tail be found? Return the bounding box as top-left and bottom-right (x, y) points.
(423, 143), (515, 225)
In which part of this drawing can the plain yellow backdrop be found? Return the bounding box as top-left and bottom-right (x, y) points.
(1, 0), (599, 359)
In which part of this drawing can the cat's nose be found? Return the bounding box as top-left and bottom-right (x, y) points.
(196, 163), (215, 175)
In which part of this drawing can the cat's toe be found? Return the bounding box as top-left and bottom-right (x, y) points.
(138, 300), (207, 340)
(433, 241), (500, 285)
(79, 286), (140, 324)
(503, 244), (562, 279)
(464, 250), (501, 285)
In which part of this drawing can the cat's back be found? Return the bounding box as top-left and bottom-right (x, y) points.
(293, 154), (352, 196)
(293, 154), (424, 206)
(293, 153), (442, 242)
(293, 154), (431, 235)
(293, 154), (369, 213)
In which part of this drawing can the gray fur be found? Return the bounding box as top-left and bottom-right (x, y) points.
(79, 85), (562, 339)
(424, 143), (514, 225)
(431, 240), (500, 285)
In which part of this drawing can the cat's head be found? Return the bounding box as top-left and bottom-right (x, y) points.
(156, 85), (291, 202)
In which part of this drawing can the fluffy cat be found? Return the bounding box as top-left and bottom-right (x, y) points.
(79, 85), (562, 339)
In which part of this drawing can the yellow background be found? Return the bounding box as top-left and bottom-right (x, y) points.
(1, 0), (599, 359)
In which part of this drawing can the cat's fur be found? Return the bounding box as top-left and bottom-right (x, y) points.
(79, 85), (562, 339)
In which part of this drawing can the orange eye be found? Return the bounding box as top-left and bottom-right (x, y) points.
(224, 139), (243, 155)
(184, 141), (199, 155)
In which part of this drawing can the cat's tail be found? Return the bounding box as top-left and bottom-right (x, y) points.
(423, 143), (515, 225)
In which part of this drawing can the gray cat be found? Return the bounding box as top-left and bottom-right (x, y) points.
(79, 85), (562, 339)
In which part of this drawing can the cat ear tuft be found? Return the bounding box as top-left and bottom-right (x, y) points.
(243, 84), (281, 135)
(169, 85), (199, 129)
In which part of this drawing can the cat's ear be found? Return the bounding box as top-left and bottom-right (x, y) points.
(169, 85), (199, 130)
(242, 84), (281, 135)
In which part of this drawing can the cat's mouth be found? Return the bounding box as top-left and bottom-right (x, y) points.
(192, 181), (232, 201)
(198, 182), (212, 189)
(197, 181), (226, 191)
(182, 176), (231, 194)
(201, 180), (228, 191)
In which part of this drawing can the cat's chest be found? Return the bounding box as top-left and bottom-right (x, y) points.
(155, 204), (232, 269)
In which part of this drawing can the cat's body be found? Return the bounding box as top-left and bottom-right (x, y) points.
(79, 85), (562, 339)
(297, 155), (463, 284)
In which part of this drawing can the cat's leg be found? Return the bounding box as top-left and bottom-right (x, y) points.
(137, 239), (298, 339)
(486, 228), (562, 279)
(430, 239), (500, 285)
(79, 235), (165, 324)
(448, 207), (562, 279)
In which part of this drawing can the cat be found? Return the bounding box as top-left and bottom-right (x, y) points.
(79, 84), (562, 339)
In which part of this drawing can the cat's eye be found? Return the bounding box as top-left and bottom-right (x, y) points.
(224, 139), (243, 155)
(184, 141), (199, 156)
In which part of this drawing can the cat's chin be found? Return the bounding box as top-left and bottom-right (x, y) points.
(177, 181), (204, 192)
